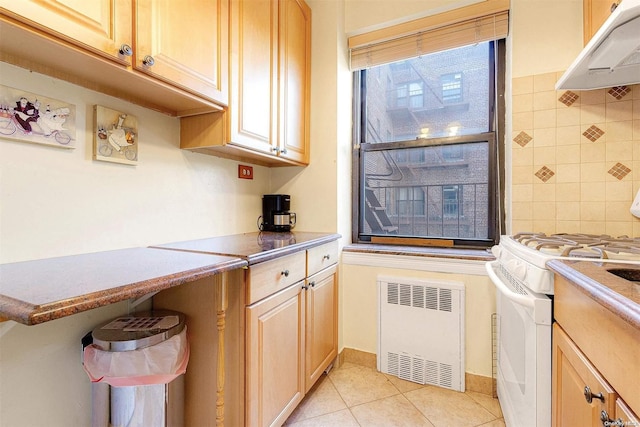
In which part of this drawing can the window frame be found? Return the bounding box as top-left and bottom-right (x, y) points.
(351, 39), (506, 248)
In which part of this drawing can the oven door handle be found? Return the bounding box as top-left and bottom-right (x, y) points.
(485, 261), (535, 308)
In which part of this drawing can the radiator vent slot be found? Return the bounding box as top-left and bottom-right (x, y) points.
(378, 276), (465, 392)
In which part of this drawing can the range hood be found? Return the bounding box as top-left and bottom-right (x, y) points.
(556, 0), (640, 90)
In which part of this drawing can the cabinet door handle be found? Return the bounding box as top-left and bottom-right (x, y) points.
(610, 2), (619, 13)
(143, 55), (155, 67)
(309, 281), (316, 288)
(281, 269), (290, 277)
(322, 254), (331, 261)
(584, 386), (604, 403)
(119, 44), (133, 56)
(302, 284), (308, 290)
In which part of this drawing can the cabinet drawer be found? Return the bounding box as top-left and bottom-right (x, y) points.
(247, 251), (306, 305)
(307, 241), (338, 276)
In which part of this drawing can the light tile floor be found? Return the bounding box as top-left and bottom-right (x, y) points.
(285, 363), (505, 427)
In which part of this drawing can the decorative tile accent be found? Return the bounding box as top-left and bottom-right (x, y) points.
(558, 90), (579, 107)
(582, 125), (605, 142)
(535, 166), (555, 182)
(608, 162), (631, 180)
(514, 131), (533, 147)
(607, 86), (630, 100)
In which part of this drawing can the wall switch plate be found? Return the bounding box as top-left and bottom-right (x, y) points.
(238, 164), (253, 179)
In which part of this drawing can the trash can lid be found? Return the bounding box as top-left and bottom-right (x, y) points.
(92, 309), (186, 351)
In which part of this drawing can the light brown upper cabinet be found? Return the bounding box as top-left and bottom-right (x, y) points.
(583, 0), (620, 44)
(0, 0), (133, 65)
(134, 0), (228, 105)
(180, 0), (312, 167)
(0, 0), (228, 115)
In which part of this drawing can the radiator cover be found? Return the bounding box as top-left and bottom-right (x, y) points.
(378, 275), (465, 391)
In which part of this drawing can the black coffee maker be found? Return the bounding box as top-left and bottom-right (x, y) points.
(260, 194), (296, 231)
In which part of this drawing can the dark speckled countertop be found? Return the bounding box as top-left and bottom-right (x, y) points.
(547, 259), (640, 330)
(0, 248), (246, 325)
(0, 232), (340, 325)
(152, 231), (341, 264)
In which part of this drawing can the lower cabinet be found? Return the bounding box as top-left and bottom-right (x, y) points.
(553, 274), (640, 426)
(246, 243), (339, 426)
(616, 399), (640, 426)
(305, 265), (338, 392)
(153, 241), (339, 427)
(246, 281), (306, 427)
(552, 323), (617, 427)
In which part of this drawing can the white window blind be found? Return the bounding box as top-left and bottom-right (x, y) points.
(348, 0), (509, 71)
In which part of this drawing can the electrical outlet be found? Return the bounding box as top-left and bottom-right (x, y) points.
(238, 164), (253, 179)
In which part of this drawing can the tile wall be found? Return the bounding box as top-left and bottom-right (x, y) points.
(511, 71), (640, 237)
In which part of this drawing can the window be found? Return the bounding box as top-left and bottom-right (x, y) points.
(395, 82), (424, 109)
(441, 73), (463, 103)
(353, 40), (505, 248)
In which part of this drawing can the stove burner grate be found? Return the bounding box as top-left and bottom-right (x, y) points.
(511, 232), (640, 259)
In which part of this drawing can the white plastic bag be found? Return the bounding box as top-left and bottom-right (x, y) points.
(83, 327), (189, 387)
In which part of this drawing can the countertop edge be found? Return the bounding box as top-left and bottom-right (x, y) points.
(246, 233), (341, 264)
(1, 257), (247, 326)
(547, 259), (640, 330)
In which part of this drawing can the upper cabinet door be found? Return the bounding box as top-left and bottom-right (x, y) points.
(134, 0), (228, 105)
(583, 0), (618, 44)
(278, 0), (311, 164)
(228, 0), (278, 155)
(0, 0), (132, 64)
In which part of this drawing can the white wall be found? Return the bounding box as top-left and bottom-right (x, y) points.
(0, 62), (270, 425)
(341, 260), (496, 377)
(510, 0), (583, 78)
(344, 0), (483, 36)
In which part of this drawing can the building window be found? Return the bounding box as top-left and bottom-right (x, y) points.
(441, 73), (463, 103)
(442, 144), (463, 161)
(353, 40), (504, 247)
(385, 187), (425, 216)
(395, 81), (424, 109)
(443, 185), (461, 217)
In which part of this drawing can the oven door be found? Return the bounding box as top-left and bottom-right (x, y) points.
(486, 261), (552, 427)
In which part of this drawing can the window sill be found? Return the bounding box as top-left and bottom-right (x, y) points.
(342, 244), (495, 276)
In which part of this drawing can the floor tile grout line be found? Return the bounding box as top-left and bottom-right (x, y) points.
(291, 365), (505, 426)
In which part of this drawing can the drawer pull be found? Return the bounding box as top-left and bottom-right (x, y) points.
(584, 386), (604, 403)
(322, 254), (331, 261)
(281, 270), (290, 277)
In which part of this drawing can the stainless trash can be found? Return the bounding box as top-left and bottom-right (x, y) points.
(82, 310), (188, 427)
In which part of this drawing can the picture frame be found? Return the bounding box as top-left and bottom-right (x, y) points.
(93, 105), (138, 165)
(0, 84), (76, 149)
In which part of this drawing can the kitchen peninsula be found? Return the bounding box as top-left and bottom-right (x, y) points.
(152, 231), (340, 426)
(0, 231), (339, 426)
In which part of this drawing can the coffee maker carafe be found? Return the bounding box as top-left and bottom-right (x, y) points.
(260, 194), (296, 231)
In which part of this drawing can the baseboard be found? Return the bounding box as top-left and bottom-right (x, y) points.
(338, 347), (377, 370)
(338, 347), (496, 396)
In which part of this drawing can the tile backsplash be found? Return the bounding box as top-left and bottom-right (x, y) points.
(511, 72), (640, 237)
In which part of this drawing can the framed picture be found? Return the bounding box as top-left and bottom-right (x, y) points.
(0, 84), (76, 148)
(93, 105), (138, 165)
